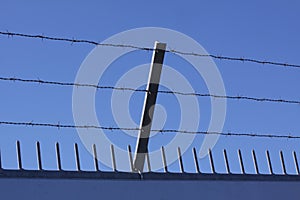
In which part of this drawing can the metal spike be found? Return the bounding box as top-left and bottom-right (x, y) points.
(146, 152), (151, 172)
(238, 149), (245, 174)
(56, 142), (62, 171)
(266, 150), (273, 174)
(0, 149), (2, 170)
(16, 141), (23, 170)
(280, 151), (287, 175)
(293, 151), (299, 175)
(193, 148), (200, 173)
(111, 144), (117, 172)
(128, 145), (134, 172)
(223, 149), (231, 174)
(209, 149), (216, 174)
(161, 146), (168, 172)
(36, 142), (42, 170)
(178, 147), (184, 173)
(74, 143), (81, 171)
(93, 144), (100, 172)
(252, 150), (259, 174)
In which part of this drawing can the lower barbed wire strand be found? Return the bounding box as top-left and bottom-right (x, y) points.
(1, 76), (300, 105)
(0, 120), (299, 139)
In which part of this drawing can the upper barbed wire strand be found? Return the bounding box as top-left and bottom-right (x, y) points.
(1, 31), (300, 69)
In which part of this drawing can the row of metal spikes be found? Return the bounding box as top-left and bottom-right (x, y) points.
(0, 141), (299, 175)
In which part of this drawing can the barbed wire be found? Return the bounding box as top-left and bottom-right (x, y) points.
(0, 120), (299, 139)
(169, 49), (300, 68)
(0, 121), (139, 131)
(1, 31), (300, 69)
(0, 31), (153, 50)
(0, 77), (146, 92)
(1, 76), (300, 105)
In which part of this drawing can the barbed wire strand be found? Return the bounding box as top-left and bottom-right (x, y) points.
(168, 49), (300, 68)
(1, 31), (300, 69)
(1, 76), (300, 105)
(0, 77), (147, 92)
(0, 121), (299, 139)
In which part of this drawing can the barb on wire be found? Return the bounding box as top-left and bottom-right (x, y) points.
(1, 31), (300, 69)
(1, 76), (300, 105)
(0, 120), (299, 139)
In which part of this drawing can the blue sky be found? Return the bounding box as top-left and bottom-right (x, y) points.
(0, 0), (300, 176)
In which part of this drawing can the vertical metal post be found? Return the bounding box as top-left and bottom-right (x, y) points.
(133, 42), (166, 172)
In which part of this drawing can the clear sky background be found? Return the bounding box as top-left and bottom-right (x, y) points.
(0, 0), (300, 176)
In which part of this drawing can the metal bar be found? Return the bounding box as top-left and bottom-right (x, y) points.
(193, 148), (200, 173)
(16, 141), (23, 170)
(74, 143), (81, 171)
(178, 147), (184, 173)
(238, 149), (245, 174)
(56, 142), (62, 171)
(2, 169), (300, 181)
(280, 151), (287, 175)
(266, 150), (273, 175)
(128, 145), (134, 172)
(111, 144), (117, 172)
(209, 149), (216, 174)
(223, 149), (231, 174)
(36, 142), (42, 170)
(252, 150), (259, 174)
(133, 42), (166, 172)
(93, 144), (100, 171)
(161, 146), (168, 173)
(293, 151), (299, 175)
